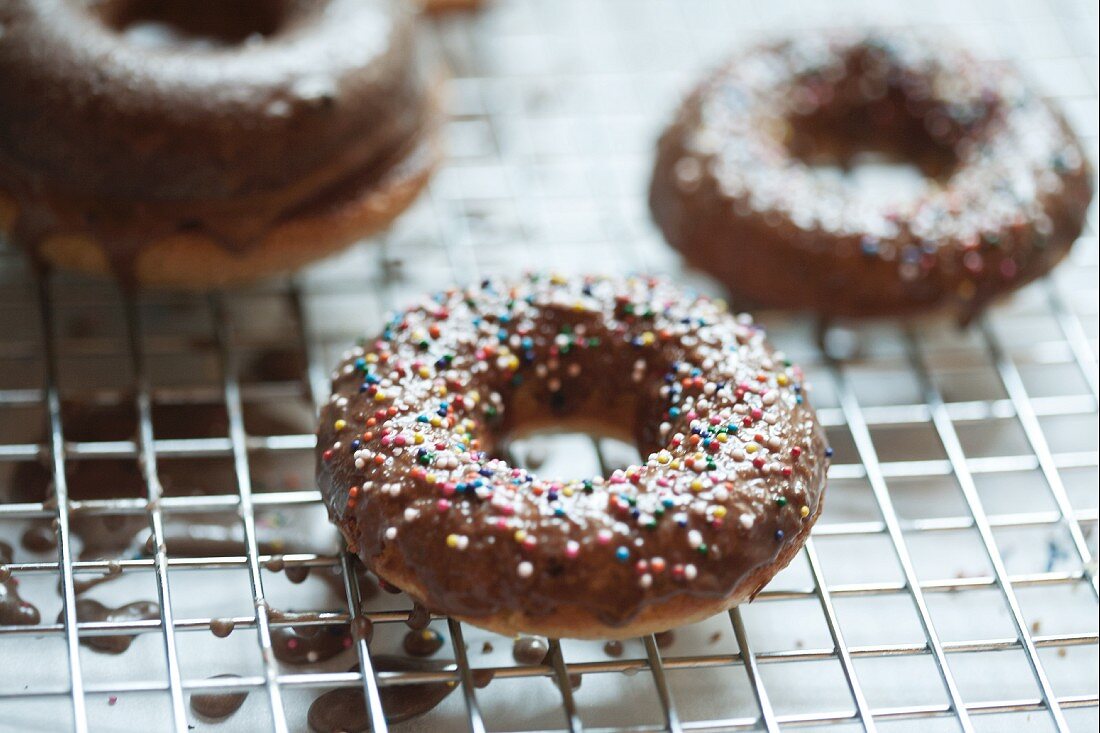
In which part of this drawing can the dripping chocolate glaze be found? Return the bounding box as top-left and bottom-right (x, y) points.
(317, 276), (829, 633)
(512, 636), (550, 665)
(190, 674), (248, 721)
(0, 0), (432, 283)
(1, 541), (42, 626)
(307, 657), (458, 731)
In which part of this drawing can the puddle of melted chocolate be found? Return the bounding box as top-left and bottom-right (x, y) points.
(271, 620), (352, 665)
(1, 541), (42, 625)
(402, 628), (444, 657)
(5, 399), (314, 561)
(190, 674), (248, 721)
(307, 657), (458, 731)
(59, 598), (160, 654)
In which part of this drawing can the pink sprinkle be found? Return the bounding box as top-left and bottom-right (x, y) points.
(565, 541), (580, 558)
(437, 499), (452, 512)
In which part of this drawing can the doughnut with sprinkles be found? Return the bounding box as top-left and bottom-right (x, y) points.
(650, 31), (1094, 321)
(317, 275), (829, 638)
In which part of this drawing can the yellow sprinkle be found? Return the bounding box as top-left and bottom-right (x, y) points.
(690, 479), (704, 492)
(562, 487), (574, 497)
(800, 505), (810, 518)
(716, 433), (728, 443)
(446, 534), (460, 548)
(514, 530), (527, 543)
(746, 444), (758, 454)
(366, 354), (378, 363)
(426, 474), (437, 484)
(430, 416), (442, 427)
(777, 374), (789, 386)
(418, 366), (431, 378)
(713, 506), (727, 518)
(641, 331), (655, 345)
(414, 433), (425, 445)
(656, 450), (672, 465)
(373, 391), (387, 402)
(333, 419), (347, 431)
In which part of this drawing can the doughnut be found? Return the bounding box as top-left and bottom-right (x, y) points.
(649, 32), (1094, 320)
(0, 0), (436, 288)
(316, 275), (829, 638)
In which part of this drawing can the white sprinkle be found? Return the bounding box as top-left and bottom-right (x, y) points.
(683, 564), (698, 581)
(739, 513), (755, 530)
(404, 508), (419, 522)
(384, 527), (398, 540)
(639, 573), (653, 589)
(517, 561), (534, 578)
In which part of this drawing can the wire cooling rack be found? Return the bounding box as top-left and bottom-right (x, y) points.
(1, 0), (1097, 731)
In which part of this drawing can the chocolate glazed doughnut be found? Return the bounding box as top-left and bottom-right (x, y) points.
(0, 0), (437, 287)
(317, 276), (829, 638)
(649, 32), (1094, 321)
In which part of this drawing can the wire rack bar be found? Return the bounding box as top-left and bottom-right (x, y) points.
(121, 296), (189, 731)
(802, 539), (875, 731)
(978, 318), (1099, 596)
(903, 327), (1069, 731)
(728, 608), (779, 733)
(827, 352), (974, 731)
(33, 272), (90, 733)
(209, 292), (289, 733)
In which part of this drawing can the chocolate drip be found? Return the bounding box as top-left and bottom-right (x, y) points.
(210, 618), (236, 638)
(20, 524), (58, 553)
(654, 630), (675, 649)
(190, 674), (248, 721)
(1, 541), (41, 626)
(72, 561), (122, 595)
(59, 598), (160, 654)
(402, 628), (444, 657)
(307, 657), (458, 731)
(602, 640), (624, 658)
(405, 602), (431, 630)
(271, 620), (352, 665)
(512, 636), (550, 665)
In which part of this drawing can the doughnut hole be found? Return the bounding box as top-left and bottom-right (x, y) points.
(781, 51), (981, 209)
(94, 0), (296, 49)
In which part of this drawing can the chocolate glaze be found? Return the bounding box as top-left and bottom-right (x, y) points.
(0, 0), (430, 281)
(512, 636), (549, 665)
(317, 276), (828, 632)
(602, 640), (624, 658)
(190, 674), (248, 721)
(307, 657), (458, 731)
(60, 598), (160, 654)
(405, 602), (431, 630)
(402, 628), (444, 657)
(1, 541), (42, 626)
(649, 31), (1094, 320)
(210, 618), (236, 638)
(271, 619), (352, 665)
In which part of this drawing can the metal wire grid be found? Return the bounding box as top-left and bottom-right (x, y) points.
(0, 0), (1097, 731)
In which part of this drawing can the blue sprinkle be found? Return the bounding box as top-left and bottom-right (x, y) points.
(615, 547), (630, 562)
